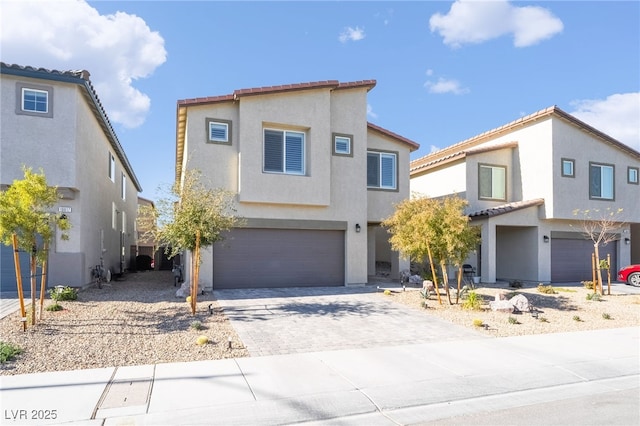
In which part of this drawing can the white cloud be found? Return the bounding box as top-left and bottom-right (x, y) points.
(367, 103), (378, 119)
(339, 26), (366, 43)
(424, 77), (469, 95)
(0, 0), (166, 129)
(429, 0), (563, 48)
(569, 93), (640, 152)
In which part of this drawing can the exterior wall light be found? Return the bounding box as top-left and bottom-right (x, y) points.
(625, 238), (631, 245)
(543, 235), (550, 243)
(355, 223), (361, 233)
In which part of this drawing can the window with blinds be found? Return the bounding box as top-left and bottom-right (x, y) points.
(264, 129), (305, 175)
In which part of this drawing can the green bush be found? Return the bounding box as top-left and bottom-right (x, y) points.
(602, 313), (612, 320)
(537, 284), (556, 294)
(581, 281), (595, 290)
(462, 291), (482, 311)
(573, 315), (582, 322)
(49, 286), (77, 302)
(508, 316), (520, 325)
(472, 319), (484, 327)
(586, 292), (602, 301)
(46, 303), (64, 312)
(190, 320), (204, 330)
(538, 316), (549, 323)
(0, 341), (22, 364)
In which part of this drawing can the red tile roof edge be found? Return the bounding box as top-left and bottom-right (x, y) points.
(367, 122), (420, 151)
(469, 198), (545, 218)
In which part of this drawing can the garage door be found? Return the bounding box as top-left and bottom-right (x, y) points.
(213, 228), (345, 289)
(1, 245), (33, 295)
(551, 238), (617, 282)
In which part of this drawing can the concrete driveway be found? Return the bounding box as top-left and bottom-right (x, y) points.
(213, 286), (484, 357)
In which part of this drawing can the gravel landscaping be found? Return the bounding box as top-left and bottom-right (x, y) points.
(0, 271), (249, 376)
(1, 272), (638, 376)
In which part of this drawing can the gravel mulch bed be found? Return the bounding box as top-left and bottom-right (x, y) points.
(0, 271), (249, 376)
(382, 282), (640, 337)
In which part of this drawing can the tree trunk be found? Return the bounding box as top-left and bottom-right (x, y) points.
(39, 244), (48, 321)
(190, 230), (201, 315)
(456, 265), (462, 304)
(594, 244), (604, 296)
(440, 261), (452, 305)
(426, 245), (442, 305)
(30, 253), (36, 326)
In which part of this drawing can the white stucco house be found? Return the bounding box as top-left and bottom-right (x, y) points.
(410, 106), (640, 284)
(175, 80), (419, 290)
(0, 63), (142, 292)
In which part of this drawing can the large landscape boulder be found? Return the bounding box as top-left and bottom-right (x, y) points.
(510, 294), (530, 312)
(489, 299), (515, 313)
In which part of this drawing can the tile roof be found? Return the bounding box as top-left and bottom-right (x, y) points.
(1, 62), (142, 191)
(410, 105), (640, 174)
(410, 141), (518, 174)
(469, 198), (545, 218)
(177, 80), (377, 106)
(367, 122), (420, 151)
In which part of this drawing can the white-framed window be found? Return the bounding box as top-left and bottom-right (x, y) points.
(263, 128), (305, 175)
(628, 167), (639, 185)
(561, 158), (575, 177)
(333, 133), (352, 156)
(206, 118), (232, 144)
(112, 202), (117, 230)
(22, 88), (48, 113)
(367, 151), (397, 190)
(589, 162), (614, 200)
(16, 83), (53, 118)
(108, 153), (115, 182)
(121, 173), (126, 200)
(479, 164), (506, 200)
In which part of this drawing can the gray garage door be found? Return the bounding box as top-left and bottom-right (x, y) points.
(1, 245), (35, 295)
(213, 228), (345, 289)
(551, 238), (617, 282)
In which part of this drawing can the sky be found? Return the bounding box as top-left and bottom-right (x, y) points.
(1, 0), (639, 201)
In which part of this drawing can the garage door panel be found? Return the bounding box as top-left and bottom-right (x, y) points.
(551, 238), (617, 282)
(213, 229), (344, 289)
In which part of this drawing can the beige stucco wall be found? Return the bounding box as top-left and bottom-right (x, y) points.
(411, 160), (466, 198)
(1, 74), (139, 287)
(181, 86), (413, 287)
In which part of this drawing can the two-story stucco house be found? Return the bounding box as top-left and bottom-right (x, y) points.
(410, 106), (640, 284)
(0, 63), (142, 292)
(175, 80), (419, 290)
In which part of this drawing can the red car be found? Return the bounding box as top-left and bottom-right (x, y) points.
(618, 265), (640, 286)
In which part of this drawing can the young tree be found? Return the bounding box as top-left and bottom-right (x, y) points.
(0, 167), (70, 328)
(139, 169), (240, 314)
(573, 208), (625, 295)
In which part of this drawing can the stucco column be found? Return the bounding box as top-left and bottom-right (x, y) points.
(482, 222), (497, 283)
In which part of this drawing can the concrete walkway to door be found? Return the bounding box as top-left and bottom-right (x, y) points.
(213, 285), (484, 357)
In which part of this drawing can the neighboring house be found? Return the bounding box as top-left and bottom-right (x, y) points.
(0, 63), (142, 292)
(134, 196), (157, 269)
(410, 106), (640, 284)
(175, 80), (419, 290)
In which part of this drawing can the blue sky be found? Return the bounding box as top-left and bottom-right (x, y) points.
(2, 1), (639, 201)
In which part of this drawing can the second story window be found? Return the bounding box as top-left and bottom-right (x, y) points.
(333, 133), (352, 156)
(264, 129), (305, 175)
(22, 88), (48, 113)
(108, 153), (115, 182)
(206, 118), (231, 144)
(479, 164), (506, 201)
(628, 167), (639, 185)
(561, 158), (575, 177)
(121, 173), (126, 200)
(367, 151), (397, 190)
(589, 162), (614, 200)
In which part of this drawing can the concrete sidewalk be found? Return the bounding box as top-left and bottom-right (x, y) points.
(1, 326), (638, 425)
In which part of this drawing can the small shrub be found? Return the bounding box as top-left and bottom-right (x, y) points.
(581, 281), (595, 290)
(586, 292), (602, 301)
(538, 316), (549, 323)
(190, 320), (204, 330)
(509, 280), (523, 289)
(46, 303), (63, 312)
(462, 291), (483, 311)
(196, 335), (209, 345)
(0, 341), (22, 364)
(573, 315), (582, 322)
(472, 319), (484, 327)
(508, 316), (520, 325)
(186, 296), (192, 304)
(420, 300), (427, 309)
(555, 287), (577, 293)
(49, 286), (77, 302)
(602, 313), (612, 320)
(537, 284), (556, 294)
(383, 289), (391, 296)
